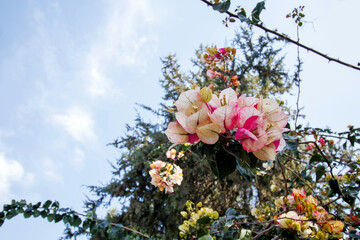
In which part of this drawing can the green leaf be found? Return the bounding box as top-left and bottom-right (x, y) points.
(198, 233), (212, 240)
(315, 165), (326, 182)
(237, 10), (250, 23)
(197, 216), (212, 225)
(43, 200), (52, 209)
(206, 146), (237, 181)
(40, 210), (47, 218)
(18, 200), (27, 207)
(0, 219), (4, 227)
(5, 210), (18, 220)
(24, 211), (32, 219)
(47, 214), (54, 222)
(72, 215), (82, 227)
(225, 208), (236, 219)
(284, 134), (299, 158)
(309, 153), (325, 165)
(33, 210), (40, 218)
(251, 1), (266, 24)
(329, 179), (342, 195)
(16, 208), (24, 214)
(54, 214), (63, 223)
(348, 233), (360, 239)
(33, 202), (41, 209)
(212, 0), (231, 13)
(233, 148), (257, 182)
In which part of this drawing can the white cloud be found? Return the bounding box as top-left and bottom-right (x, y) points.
(70, 148), (85, 168)
(51, 106), (97, 142)
(0, 153), (34, 203)
(41, 158), (63, 183)
(84, 0), (158, 97)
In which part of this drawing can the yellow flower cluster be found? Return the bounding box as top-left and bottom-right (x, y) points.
(178, 201), (219, 239)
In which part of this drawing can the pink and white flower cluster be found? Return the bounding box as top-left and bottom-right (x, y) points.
(149, 160), (183, 193)
(165, 87), (288, 160)
(275, 188), (344, 239)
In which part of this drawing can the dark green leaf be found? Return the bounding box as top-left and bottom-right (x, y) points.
(24, 211), (32, 218)
(310, 153), (325, 165)
(197, 216), (212, 225)
(315, 165), (326, 182)
(329, 179), (342, 195)
(237, 10), (250, 23)
(233, 148), (257, 182)
(5, 211), (17, 220)
(0, 220), (4, 227)
(0, 212), (4, 219)
(40, 210), (47, 218)
(54, 214), (63, 223)
(47, 214), (54, 222)
(33, 210), (40, 218)
(348, 233), (360, 239)
(72, 215), (82, 227)
(212, 0), (231, 13)
(51, 201), (59, 209)
(18, 200), (27, 207)
(33, 202), (41, 209)
(43, 200), (52, 209)
(16, 208), (24, 214)
(283, 134), (299, 157)
(207, 147), (236, 181)
(251, 1), (266, 24)
(197, 228), (210, 238)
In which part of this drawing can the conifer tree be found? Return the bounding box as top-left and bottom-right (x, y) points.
(86, 28), (294, 239)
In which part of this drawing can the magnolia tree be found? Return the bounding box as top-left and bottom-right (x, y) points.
(1, 1), (360, 240)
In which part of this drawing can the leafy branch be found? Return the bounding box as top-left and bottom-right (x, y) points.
(200, 0), (360, 71)
(0, 200), (150, 239)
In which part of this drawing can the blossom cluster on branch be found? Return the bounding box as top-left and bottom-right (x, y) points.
(165, 86), (288, 161)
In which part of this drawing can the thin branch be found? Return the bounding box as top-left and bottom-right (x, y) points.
(254, 225), (276, 239)
(283, 165), (321, 205)
(199, 0), (360, 71)
(299, 141), (335, 178)
(283, 153), (316, 168)
(294, 25), (302, 129)
(76, 212), (150, 238)
(322, 196), (341, 207)
(276, 158), (288, 196)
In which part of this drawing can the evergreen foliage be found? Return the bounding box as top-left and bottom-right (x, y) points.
(86, 28), (294, 239)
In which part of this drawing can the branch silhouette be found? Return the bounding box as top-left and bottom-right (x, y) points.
(200, 0), (360, 71)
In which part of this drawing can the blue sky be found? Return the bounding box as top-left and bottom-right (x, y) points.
(0, 0), (359, 239)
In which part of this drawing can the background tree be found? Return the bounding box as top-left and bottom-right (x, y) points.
(85, 27), (295, 239)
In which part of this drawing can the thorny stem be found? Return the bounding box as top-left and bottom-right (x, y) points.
(200, 0), (360, 71)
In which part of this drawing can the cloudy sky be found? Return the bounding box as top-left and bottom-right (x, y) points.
(0, 0), (359, 239)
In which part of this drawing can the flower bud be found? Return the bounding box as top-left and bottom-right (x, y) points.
(200, 87), (213, 103)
